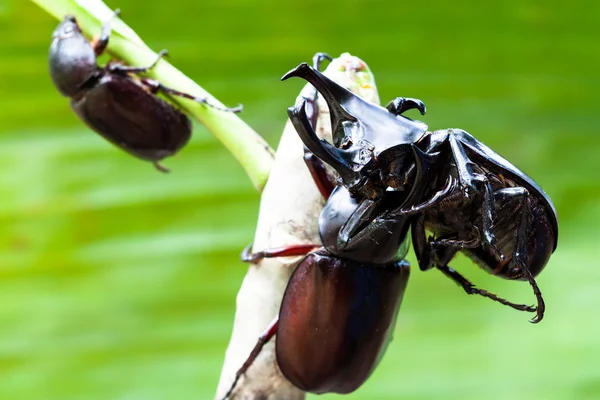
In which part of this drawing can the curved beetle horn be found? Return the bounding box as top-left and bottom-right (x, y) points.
(282, 63), (357, 147)
(287, 97), (359, 184)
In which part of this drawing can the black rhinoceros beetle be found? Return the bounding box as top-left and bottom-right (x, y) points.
(285, 62), (558, 324)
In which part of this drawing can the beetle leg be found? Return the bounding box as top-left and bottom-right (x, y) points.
(429, 232), (480, 249)
(107, 49), (169, 74)
(337, 198), (381, 249)
(411, 214), (436, 271)
(385, 97), (427, 116)
(436, 265), (536, 313)
(304, 149), (336, 199)
(446, 133), (488, 194)
(221, 317), (279, 400)
(139, 78), (243, 113)
(240, 243), (319, 263)
(92, 8), (120, 56)
(495, 187), (545, 323)
(152, 160), (170, 173)
(390, 174), (457, 216)
(480, 179), (500, 256)
(446, 133), (502, 255)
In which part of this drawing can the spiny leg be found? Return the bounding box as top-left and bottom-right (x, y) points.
(93, 8), (120, 55)
(337, 198), (380, 249)
(496, 187), (545, 323)
(304, 149), (335, 198)
(108, 49), (168, 74)
(221, 318), (279, 400)
(434, 235), (535, 313)
(411, 214), (435, 271)
(390, 174), (457, 216)
(241, 243), (319, 263)
(139, 77), (243, 113)
(445, 133), (501, 254)
(430, 234), (480, 249)
(438, 265), (536, 312)
(411, 215), (535, 313)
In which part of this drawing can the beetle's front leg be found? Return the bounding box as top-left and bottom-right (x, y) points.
(446, 132), (487, 194)
(108, 49), (168, 75)
(240, 243), (320, 263)
(389, 174), (457, 216)
(337, 198), (381, 249)
(385, 97), (426, 116)
(411, 214), (436, 271)
(92, 9), (120, 56)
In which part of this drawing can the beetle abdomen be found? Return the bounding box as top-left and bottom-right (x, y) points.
(276, 250), (409, 394)
(71, 74), (191, 161)
(465, 196), (555, 279)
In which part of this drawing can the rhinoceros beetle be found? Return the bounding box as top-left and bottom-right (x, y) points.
(221, 54), (424, 399)
(285, 62), (559, 324)
(49, 11), (241, 172)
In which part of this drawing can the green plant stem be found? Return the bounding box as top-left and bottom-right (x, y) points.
(31, 0), (274, 191)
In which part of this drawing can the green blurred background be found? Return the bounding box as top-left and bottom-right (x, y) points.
(0, 0), (599, 399)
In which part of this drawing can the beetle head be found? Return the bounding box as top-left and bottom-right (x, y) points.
(49, 15), (98, 97)
(283, 63), (428, 198)
(51, 15), (80, 40)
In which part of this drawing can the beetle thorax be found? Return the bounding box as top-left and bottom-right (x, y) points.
(49, 33), (98, 97)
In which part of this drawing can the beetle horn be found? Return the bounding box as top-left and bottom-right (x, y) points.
(282, 63), (358, 147)
(287, 97), (360, 184)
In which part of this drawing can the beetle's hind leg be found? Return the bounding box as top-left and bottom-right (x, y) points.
(435, 240), (537, 313)
(495, 187), (545, 323)
(411, 216), (536, 313)
(139, 78), (243, 113)
(437, 264), (536, 313)
(221, 317), (279, 400)
(107, 51), (242, 113)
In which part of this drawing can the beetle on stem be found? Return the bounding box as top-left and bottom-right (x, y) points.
(49, 10), (242, 172)
(285, 62), (558, 324)
(221, 54), (416, 399)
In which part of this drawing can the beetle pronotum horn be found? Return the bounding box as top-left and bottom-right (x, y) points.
(282, 63), (357, 147)
(287, 97), (358, 184)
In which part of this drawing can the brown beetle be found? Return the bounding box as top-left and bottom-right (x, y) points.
(49, 11), (241, 172)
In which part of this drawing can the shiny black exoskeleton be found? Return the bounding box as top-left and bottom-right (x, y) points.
(221, 54), (420, 399)
(49, 11), (241, 172)
(285, 62), (559, 324)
